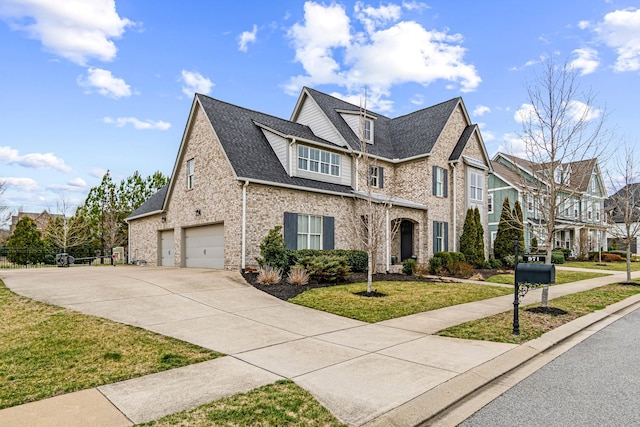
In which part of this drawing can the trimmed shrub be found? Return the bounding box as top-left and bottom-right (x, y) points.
(256, 226), (292, 272)
(488, 258), (503, 269)
(256, 266), (282, 285)
(292, 249), (368, 273)
(434, 251), (453, 272)
(429, 256), (443, 274)
(551, 251), (565, 264)
(402, 258), (417, 275)
(295, 255), (350, 283)
(607, 250), (627, 259)
(480, 260), (492, 270)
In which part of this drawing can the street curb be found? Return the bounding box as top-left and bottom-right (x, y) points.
(362, 292), (640, 427)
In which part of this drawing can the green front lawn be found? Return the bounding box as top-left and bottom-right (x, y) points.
(0, 280), (222, 409)
(289, 281), (512, 323)
(437, 283), (640, 344)
(138, 380), (347, 427)
(485, 270), (610, 286)
(563, 260), (640, 272)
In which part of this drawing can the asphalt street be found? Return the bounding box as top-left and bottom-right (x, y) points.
(460, 307), (640, 426)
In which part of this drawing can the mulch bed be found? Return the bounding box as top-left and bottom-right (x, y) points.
(242, 271), (500, 301)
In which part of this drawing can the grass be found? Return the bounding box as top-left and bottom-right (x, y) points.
(289, 281), (512, 323)
(0, 280), (222, 409)
(563, 260), (640, 272)
(437, 283), (640, 344)
(485, 270), (610, 286)
(138, 380), (347, 427)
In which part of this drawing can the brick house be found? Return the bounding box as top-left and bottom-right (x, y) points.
(126, 87), (492, 270)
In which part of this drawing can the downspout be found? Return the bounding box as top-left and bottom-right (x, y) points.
(289, 138), (296, 176)
(241, 180), (249, 272)
(451, 163), (457, 252)
(386, 204), (391, 273)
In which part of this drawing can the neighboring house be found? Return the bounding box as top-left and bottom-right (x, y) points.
(9, 210), (62, 235)
(605, 183), (640, 255)
(127, 87), (492, 271)
(488, 153), (607, 257)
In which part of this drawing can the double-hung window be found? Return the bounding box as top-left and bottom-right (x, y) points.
(297, 215), (322, 250)
(488, 194), (494, 214)
(527, 194), (534, 212)
(433, 221), (448, 253)
(432, 166), (447, 197)
(469, 171), (483, 201)
(368, 165), (384, 188)
(364, 118), (373, 143)
(186, 158), (195, 190)
(298, 145), (340, 177)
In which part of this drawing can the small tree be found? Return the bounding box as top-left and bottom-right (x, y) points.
(494, 197), (514, 261)
(6, 217), (45, 265)
(512, 200), (525, 253)
(256, 226), (291, 272)
(460, 209), (476, 266)
(474, 207), (485, 266)
(531, 236), (539, 253)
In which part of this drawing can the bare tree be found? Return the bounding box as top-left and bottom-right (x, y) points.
(0, 180), (9, 227)
(605, 145), (640, 284)
(44, 198), (91, 252)
(349, 98), (400, 293)
(512, 57), (610, 306)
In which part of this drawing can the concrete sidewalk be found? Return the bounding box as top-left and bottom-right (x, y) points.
(1, 267), (638, 426)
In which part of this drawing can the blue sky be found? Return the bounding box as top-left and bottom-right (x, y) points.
(1, 0), (639, 223)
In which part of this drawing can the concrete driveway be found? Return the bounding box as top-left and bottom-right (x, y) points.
(1, 266), (516, 426)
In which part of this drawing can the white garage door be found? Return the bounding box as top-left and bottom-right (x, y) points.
(185, 224), (224, 269)
(160, 230), (174, 266)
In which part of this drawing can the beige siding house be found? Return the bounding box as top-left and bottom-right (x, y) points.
(127, 87), (493, 271)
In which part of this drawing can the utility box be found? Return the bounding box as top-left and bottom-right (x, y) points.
(515, 263), (555, 285)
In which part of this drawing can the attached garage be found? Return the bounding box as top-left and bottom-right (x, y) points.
(184, 224), (225, 269)
(159, 229), (175, 266)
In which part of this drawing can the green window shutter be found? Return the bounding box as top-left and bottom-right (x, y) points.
(283, 212), (298, 250)
(322, 216), (335, 250)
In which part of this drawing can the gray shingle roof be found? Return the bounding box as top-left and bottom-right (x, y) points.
(303, 87), (461, 159)
(197, 94), (353, 194)
(449, 125), (477, 162)
(126, 184), (168, 220)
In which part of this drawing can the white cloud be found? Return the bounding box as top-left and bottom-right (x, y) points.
(103, 116), (171, 130)
(48, 177), (88, 193)
(238, 24), (258, 52)
(285, 1), (480, 112)
(514, 103), (536, 124)
(473, 105), (491, 117)
(410, 93), (424, 105)
(0, 0), (134, 65)
(78, 68), (131, 98)
(180, 70), (214, 97)
(594, 8), (640, 72)
(3, 177), (39, 192)
(0, 146), (71, 172)
(567, 100), (601, 122)
(569, 48), (599, 75)
(577, 20), (591, 30)
(355, 1), (402, 34)
(89, 167), (108, 178)
(497, 133), (527, 158)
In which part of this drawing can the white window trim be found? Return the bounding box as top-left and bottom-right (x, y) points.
(469, 170), (483, 202)
(298, 145), (341, 177)
(527, 194), (534, 212)
(488, 194), (494, 214)
(186, 158), (195, 190)
(369, 165), (379, 188)
(364, 118), (374, 144)
(435, 221), (445, 253)
(297, 214), (323, 250)
(435, 167), (444, 197)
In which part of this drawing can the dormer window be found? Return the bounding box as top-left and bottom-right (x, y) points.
(298, 145), (340, 177)
(364, 118), (373, 144)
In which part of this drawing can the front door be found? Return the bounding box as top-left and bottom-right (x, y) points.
(400, 220), (414, 261)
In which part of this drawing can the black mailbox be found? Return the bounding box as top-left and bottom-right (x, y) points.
(515, 263), (555, 285)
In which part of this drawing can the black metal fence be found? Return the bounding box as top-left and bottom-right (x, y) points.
(0, 246), (108, 269)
